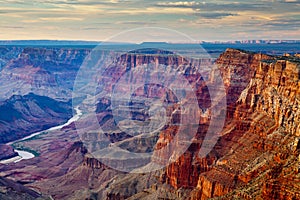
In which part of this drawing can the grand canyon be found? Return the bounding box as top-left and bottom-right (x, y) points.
(0, 42), (299, 200)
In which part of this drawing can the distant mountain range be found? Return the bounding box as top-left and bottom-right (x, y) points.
(201, 40), (300, 44)
(0, 40), (299, 46)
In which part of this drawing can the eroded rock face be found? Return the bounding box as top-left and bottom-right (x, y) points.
(0, 48), (298, 200)
(0, 176), (50, 200)
(0, 47), (90, 101)
(0, 93), (72, 144)
(79, 48), (214, 172)
(38, 49), (300, 199)
(89, 48), (296, 199)
(161, 49), (299, 199)
(0, 144), (18, 160)
(0, 46), (23, 70)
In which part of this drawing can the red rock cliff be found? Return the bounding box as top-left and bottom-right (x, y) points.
(162, 49), (300, 199)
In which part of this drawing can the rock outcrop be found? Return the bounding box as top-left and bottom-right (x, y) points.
(0, 144), (18, 160)
(0, 47), (90, 101)
(78, 48), (214, 172)
(0, 48), (299, 200)
(0, 93), (72, 144)
(0, 176), (50, 200)
(0, 46), (23, 71)
(161, 49), (300, 199)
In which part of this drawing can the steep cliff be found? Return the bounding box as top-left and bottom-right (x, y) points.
(79, 48), (213, 172)
(162, 49), (300, 199)
(44, 49), (300, 199)
(0, 48), (298, 200)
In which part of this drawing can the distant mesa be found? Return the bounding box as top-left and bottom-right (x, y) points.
(128, 48), (174, 55)
(140, 42), (169, 45)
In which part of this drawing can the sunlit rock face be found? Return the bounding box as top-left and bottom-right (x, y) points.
(78, 48), (216, 172)
(71, 49), (299, 199)
(162, 49), (299, 200)
(0, 48), (298, 200)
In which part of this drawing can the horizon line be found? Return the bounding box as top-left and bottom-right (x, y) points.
(0, 39), (300, 44)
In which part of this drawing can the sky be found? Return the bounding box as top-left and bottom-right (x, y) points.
(0, 0), (299, 41)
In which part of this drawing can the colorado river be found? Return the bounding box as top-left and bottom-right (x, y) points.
(0, 106), (83, 164)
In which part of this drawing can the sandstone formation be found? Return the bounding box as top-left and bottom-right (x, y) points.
(0, 48), (299, 200)
(161, 49), (300, 199)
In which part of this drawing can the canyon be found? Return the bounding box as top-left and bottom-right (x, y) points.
(0, 46), (299, 199)
(0, 93), (73, 144)
(0, 47), (89, 160)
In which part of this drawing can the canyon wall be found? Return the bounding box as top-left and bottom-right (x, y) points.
(0, 93), (72, 144)
(0, 47), (90, 101)
(0, 48), (298, 200)
(162, 49), (300, 199)
(89, 48), (299, 199)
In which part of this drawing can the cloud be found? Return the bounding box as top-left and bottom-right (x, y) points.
(155, 1), (271, 11)
(156, 1), (201, 7)
(115, 21), (156, 25)
(0, 9), (34, 14)
(41, 0), (133, 6)
(21, 19), (40, 23)
(0, 10), (14, 14)
(282, 0), (300, 3)
(39, 17), (84, 21)
(0, 7), (74, 15)
(106, 7), (195, 15)
(0, 0), (27, 4)
(264, 18), (300, 30)
(194, 12), (238, 19)
(0, 0), (127, 5)
(0, 0), (299, 40)
(1, 25), (25, 29)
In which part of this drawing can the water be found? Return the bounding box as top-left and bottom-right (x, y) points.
(0, 106), (82, 164)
